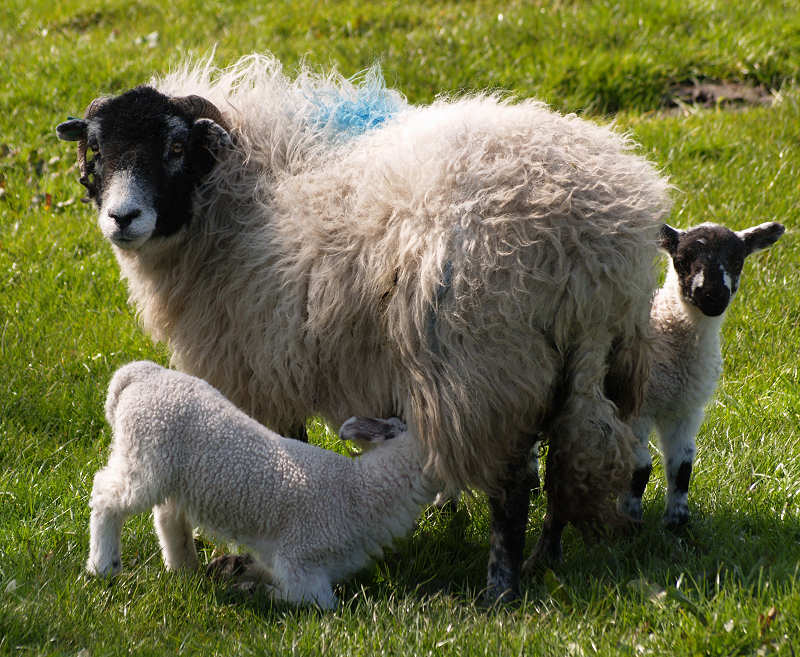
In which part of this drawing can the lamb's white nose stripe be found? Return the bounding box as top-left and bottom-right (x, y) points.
(691, 270), (705, 294)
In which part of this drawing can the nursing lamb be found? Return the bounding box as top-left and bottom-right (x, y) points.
(88, 360), (439, 609)
(57, 54), (671, 601)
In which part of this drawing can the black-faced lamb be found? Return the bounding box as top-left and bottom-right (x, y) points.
(618, 221), (785, 526)
(58, 54), (671, 601)
(88, 360), (439, 609)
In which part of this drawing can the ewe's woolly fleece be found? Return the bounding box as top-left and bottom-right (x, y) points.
(99, 361), (438, 587)
(116, 54), (671, 500)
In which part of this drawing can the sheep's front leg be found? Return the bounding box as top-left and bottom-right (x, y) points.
(618, 417), (654, 521)
(485, 454), (535, 604)
(659, 413), (702, 527)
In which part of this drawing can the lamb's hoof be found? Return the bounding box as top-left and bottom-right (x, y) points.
(86, 557), (121, 578)
(522, 542), (562, 576)
(663, 510), (690, 530)
(522, 529), (563, 576)
(205, 553), (255, 580)
(618, 497), (644, 523)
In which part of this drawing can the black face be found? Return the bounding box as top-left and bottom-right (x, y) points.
(660, 221), (785, 317)
(666, 224), (746, 317)
(56, 86), (231, 249)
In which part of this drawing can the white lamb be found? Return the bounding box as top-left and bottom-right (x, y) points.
(87, 360), (439, 609)
(618, 221), (785, 526)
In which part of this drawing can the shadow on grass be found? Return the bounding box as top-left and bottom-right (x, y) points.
(198, 493), (800, 617)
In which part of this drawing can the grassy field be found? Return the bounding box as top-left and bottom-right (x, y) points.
(1, 1), (799, 655)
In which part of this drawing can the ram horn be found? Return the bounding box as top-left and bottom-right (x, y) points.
(172, 95), (230, 131)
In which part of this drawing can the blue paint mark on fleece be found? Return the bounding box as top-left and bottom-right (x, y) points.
(307, 66), (405, 140)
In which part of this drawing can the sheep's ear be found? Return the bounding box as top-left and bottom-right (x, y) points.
(737, 221), (785, 256)
(658, 224), (681, 256)
(56, 118), (87, 142)
(338, 416), (406, 447)
(187, 118), (232, 178)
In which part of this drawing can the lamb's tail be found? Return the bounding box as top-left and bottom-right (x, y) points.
(105, 361), (166, 426)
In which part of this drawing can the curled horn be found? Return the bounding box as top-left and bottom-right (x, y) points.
(77, 96), (111, 201)
(172, 95), (230, 131)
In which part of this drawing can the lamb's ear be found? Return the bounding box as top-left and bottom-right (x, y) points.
(658, 223), (681, 256)
(187, 118), (233, 178)
(338, 416), (407, 447)
(56, 118), (87, 142)
(737, 222), (785, 256)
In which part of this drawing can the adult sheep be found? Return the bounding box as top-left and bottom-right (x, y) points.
(57, 54), (671, 602)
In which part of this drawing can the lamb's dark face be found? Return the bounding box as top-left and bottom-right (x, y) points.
(660, 221), (785, 317)
(56, 87), (231, 250)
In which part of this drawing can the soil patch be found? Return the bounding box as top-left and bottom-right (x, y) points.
(666, 81), (775, 110)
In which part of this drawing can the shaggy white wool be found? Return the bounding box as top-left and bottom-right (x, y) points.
(88, 361), (439, 609)
(109, 53), (671, 504)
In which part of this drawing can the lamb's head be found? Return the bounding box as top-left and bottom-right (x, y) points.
(660, 221), (785, 316)
(338, 416), (408, 452)
(56, 86), (232, 250)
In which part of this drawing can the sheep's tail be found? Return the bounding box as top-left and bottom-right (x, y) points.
(104, 361), (164, 426)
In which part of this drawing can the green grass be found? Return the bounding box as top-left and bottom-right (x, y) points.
(1, 1), (799, 655)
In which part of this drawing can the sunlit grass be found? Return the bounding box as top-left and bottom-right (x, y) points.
(1, 1), (799, 655)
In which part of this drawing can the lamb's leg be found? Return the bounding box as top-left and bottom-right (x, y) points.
(86, 464), (152, 576)
(618, 418), (653, 521)
(485, 452), (535, 604)
(523, 512), (566, 573)
(153, 499), (198, 571)
(270, 561), (338, 610)
(87, 505), (125, 577)
(659, 414), (702, 527)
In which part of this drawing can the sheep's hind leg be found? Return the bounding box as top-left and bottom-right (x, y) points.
(485, 448), (536, 604)
(154, 498), (198, 571)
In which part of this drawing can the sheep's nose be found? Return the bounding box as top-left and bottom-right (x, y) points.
(108, 208), (141, 229)
(695, 286), (730, 317)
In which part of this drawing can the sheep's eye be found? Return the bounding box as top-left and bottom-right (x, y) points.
(170, 141), (185, 157)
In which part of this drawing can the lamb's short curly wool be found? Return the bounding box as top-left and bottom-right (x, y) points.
(88, 361), (439, 609)
(59, 54), (671, 600)
(618, 221), (785, 526)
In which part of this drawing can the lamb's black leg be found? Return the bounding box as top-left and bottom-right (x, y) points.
(485, 456), (534, 604)
(523, 512), (567, 572)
